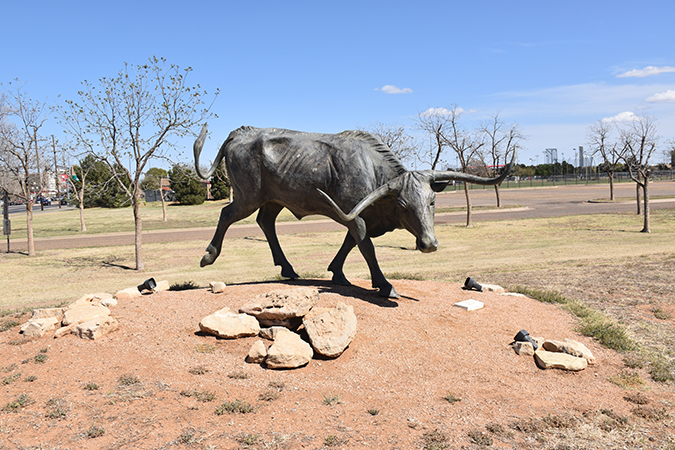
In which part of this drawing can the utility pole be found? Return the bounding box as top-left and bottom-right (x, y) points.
(52, 135), (62, 209)
(2, 189), (10, 253)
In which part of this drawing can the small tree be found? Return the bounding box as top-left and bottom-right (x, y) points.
(363, 122), (416, 166)
(478, 113), (522, 207)
(619, 115), (658, 233)
(0, 81), (51, 256)
(169, 164), (206, 205)
(587, 121), (624, 201)
(61, 57), (217, 270)
(413, 108), (452, 170)
(209, 162), (230, 201)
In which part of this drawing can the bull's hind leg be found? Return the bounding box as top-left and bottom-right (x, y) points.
(201, 201), (258, 267)
(256, 203), (299, 279)
(328, 232), (356, 286)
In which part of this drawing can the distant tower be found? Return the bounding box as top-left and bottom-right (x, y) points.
(578, 146), (584, 168)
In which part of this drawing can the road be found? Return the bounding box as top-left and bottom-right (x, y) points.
(5, 181), (674, 253)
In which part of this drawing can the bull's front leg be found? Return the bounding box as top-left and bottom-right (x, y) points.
(201, 201), (257, 267)
(328, 232), (357, 286)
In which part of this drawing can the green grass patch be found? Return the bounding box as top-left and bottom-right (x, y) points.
(323, 394), (341, 406)
(215, 399), (255, 415)
(3, 394), (32, 412)
(169, 280), (199, 291)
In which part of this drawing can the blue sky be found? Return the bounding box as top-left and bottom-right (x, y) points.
(2, 0), (674, 169)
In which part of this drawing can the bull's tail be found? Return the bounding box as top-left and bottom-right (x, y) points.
(193, 124), (229, 180)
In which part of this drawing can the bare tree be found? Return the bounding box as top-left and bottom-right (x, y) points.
(442, 107), (484, 227)
(587, 121), (624, 201)
(618, 115), (658, 233)
(61, 57), (217, 270)
(413, 107), (453, 170)
(0, 81), (51, 256)
(362, 122), (416, 165)
(478, 113), (523, 207)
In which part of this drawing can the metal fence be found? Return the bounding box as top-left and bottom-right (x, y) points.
(447, 170), (675, 191)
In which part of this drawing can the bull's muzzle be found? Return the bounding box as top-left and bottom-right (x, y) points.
(417, 236), (438, 253)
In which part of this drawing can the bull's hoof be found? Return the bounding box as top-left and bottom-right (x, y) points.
(281, 266), (299, 279)
(200, 245), (219, 267)
(331, 272), (352, 286)
(378, 283), (400, 299)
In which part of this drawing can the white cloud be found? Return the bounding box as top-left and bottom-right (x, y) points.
(419, 106), (476, 117)
(378, 84), (413, 94)
(601, 111), (638, 123)
(617, 66), (675, 78)
(646, 89), (675, 102)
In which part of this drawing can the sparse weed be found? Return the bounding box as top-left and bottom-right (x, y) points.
(177, 428), (197, 444)
(624, 392), (650, 405)
(542, 414), (577, 429)
(268, 381), (285, 390)
(368, 408), (380, 416)
(24, 375), (37, 382)
(468, 429), (493, 446)
(422, 429), (449, 450)
(188, 365), (209, 375)
(215, 399), (255, 415)
(180, 390), (216, 402)
(194, 343), (216, 353)
(443, 392), (461, 404)
(609, 370), (645, 389)
(632, 406), (668, 421)
(324, 435), (344, 447)
(1, 363), (17, 372)
(623, 352), (646, 369)
(652, 306), (671, 320)
(259, 389), (281, 402)
(34, 353), (48, 364)
(228, 371), (249, 380)
(118, 373), (140, 386)
(0, 320), (19, 332)
(3, 394), (32, 412)
(170, 280), (199, 291)
(323, 394), (341, 406)
(83, 382), (99, 391)
(45, 398), (67, 419)
(649, 358), (675, 383)
(2, 372), (21, 385)
(599, 409), (629, 431)
(236, 433), (259, 446)
(86, 425), (106, 438)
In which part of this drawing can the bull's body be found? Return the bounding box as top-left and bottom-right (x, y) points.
(195, 125), (510, 298)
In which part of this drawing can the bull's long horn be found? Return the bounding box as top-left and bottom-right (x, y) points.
(432, 149), (516, 185)
(317, 177), (403, 222)
(193, 123), (228, 180)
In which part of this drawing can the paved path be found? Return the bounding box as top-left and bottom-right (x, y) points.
(6, 181), (674, 252)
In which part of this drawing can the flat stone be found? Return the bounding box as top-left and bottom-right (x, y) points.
(513, 341), (535, 356)
(199, 307), (260, 339)
(154, 280), (170, 292)
(31, 308), (66, 322)
(260, 326), (289, 340)
(115, 287), (142, 301)
(239, 287), (319, 328)
(53, 323), (77, 339)
(246, 339), (267, 363)
(209, 281), (226, 293)
(481, 284), (506, 293)
(72, 316), (119, 340)
(265, 328), (313, 369)
(62, 304), (110, 327)
(534, 349), (588, 371)
(303, 302), (357, 358)
(20, 317), (59, 338)
(543, 339), (596, 365)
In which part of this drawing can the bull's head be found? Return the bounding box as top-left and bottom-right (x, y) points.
(317, 156), (514, 252)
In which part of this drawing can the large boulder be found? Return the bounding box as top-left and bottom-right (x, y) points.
(31, 308), (66, 322)
(62, 304), (111, 327)
(115, 287), (142, 301)
(72, 316), (119, 340)
(542, 339), (596, 365)
(303, 302), (357, 358)
(239, 287), (319, 328)
(265, 328), (313, 369)
(70, 292), (116, 308)
(534, 349), (588, 371)
(20, 317), (59, 338)
(199, 307), (260, 339)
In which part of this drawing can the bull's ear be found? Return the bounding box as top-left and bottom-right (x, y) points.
(431, 181), (450, 193)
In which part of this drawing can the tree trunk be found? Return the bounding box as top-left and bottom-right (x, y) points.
(494, 184), (501, 208)
(78, 187), (86, 232)
(26, 203), (35, 257)
(608, 173), (614, 201)
(464, 182), (472, 227)
(636, 183), (642, 215)
(133, 192), (144, 271)
(160, 189), (168, 222)
(641, 175), (650, 233)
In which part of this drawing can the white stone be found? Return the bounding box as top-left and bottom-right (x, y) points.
(62, 304), (110, 327)
(31, 308), (65, 322)
(239, 287), (319, 327)
(266, 328), (313, 369)
(154, 280), (170, 292)
(453, 299), (484, 311)
(303, 302), (357, 358)
(481, 284), (506, 293)
(259, 326), (289, 340)
(20, 317), (59, 338)
(534, 349), (588, 371)
(247, 339), (267, 363)
(115, 287), (142, 300)
(72, 316), (119, 340)
(543, 339), (597, 365)
(209, 281), (227, 293)
(199, 307), (260, 339)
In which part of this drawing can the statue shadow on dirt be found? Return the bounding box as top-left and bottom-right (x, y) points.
(225, 278), (420, 308)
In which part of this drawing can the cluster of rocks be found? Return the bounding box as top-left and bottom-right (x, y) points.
(512, 337), (596, 371)
(198, 286), (357, 370)
(19, 280), (169, 340)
